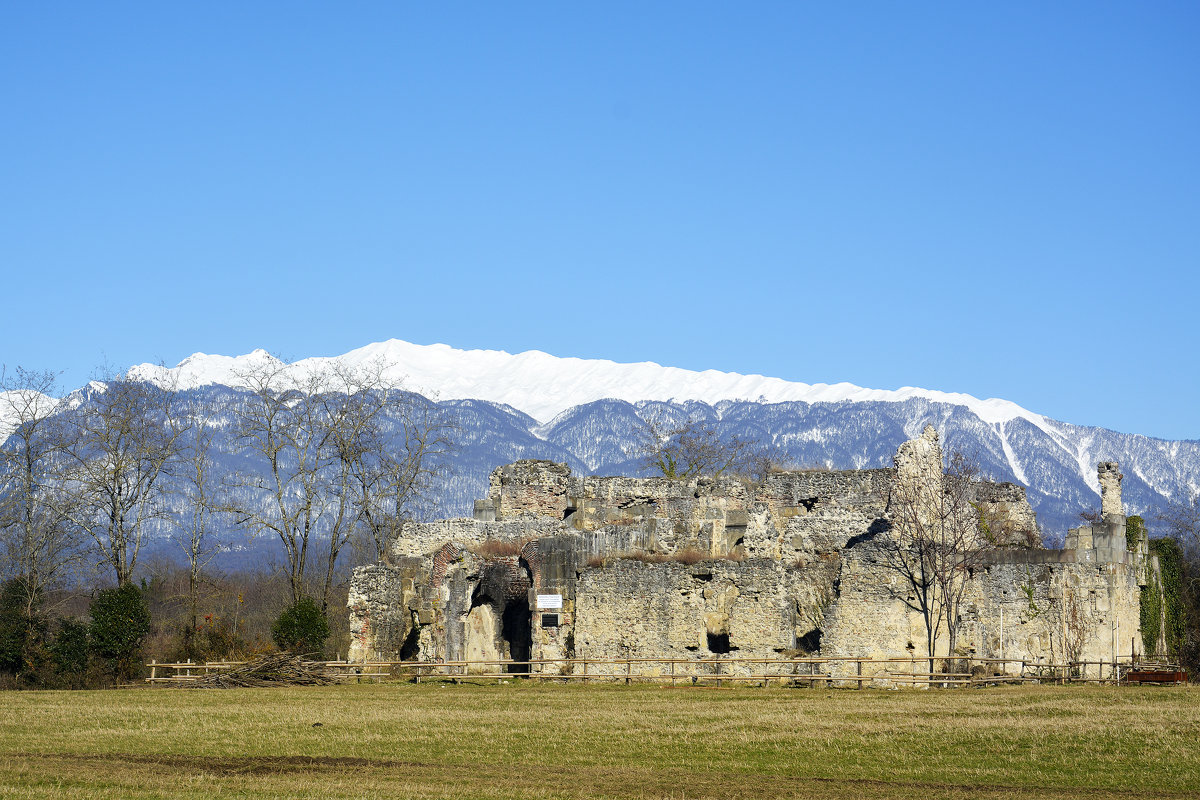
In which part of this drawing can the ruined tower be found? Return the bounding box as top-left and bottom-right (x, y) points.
(1098, 461), (1124, 519)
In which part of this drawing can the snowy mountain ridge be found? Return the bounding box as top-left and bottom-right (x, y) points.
(127, 338), (1050, 431)
(121, 339), (1200, 508)
(4, 339), (1199, 541)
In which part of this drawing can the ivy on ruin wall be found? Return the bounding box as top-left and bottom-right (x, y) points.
(1126, 515), (1145, 552)
(1137, 514), (1185, 659)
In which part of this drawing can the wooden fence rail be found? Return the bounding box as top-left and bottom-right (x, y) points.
(146, 654), (1185, 687)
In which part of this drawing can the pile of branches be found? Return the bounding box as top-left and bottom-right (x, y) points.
(173, 653), (339, 689)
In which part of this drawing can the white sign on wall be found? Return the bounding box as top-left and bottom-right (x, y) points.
(536, 593), (563, 610)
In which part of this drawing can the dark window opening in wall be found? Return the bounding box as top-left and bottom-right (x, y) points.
(796, 628), (822, 654)
(800, 497), (819, 512)
(706, 632), (735, 653)
(562, 506), (577, 521)
(501, 600), (532, 674)
(400, 621), (421, 660)
(541, 613), (559, 628)
(733, 536), (745, 547)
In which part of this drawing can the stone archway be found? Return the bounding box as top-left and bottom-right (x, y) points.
(465, 557), (533, 674)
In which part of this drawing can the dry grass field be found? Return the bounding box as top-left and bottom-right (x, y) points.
(1, 681), (1197, 799)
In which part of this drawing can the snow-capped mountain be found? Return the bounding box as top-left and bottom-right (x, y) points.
(127, 339), (1047, 431)
(10, 339), (1200, 542)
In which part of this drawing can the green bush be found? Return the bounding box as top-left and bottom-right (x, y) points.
(89, 584), (151, 681)
(0, 577), (47, 677)
(271, 596), (329, 656)
(50, 618), (90, 680)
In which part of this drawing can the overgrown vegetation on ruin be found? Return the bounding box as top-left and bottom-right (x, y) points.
(1156, 494), (1199, 670)
(470, 539), (529, 558)
(1142, 535), (1186, 659)
(1, 683), (1197, 799)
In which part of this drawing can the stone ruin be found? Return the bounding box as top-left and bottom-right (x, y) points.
(348, 426), (1159, 680)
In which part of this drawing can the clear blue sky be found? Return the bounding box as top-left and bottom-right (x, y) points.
(2, 3), (1197, 438)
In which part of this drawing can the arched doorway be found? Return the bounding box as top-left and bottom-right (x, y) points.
(465, 557), (533, 674)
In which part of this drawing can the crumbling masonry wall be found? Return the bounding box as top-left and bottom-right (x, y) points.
(348, 434), (1156, 678)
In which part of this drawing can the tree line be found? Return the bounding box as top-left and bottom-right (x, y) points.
(0, 358), (455, 685)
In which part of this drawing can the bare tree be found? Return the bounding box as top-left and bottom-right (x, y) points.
(0, 367), (80, 616)
(632, 412), (756, 480)
(227, 358), (332, 607)
(228, 356), (455, 609)
(319, 362), (455, 596)
(934, 452), (990, 659)
(879, 429), (988, 671)
(340, 379), (455, 562)
(875, 499), (942, 670)
(314, 361), (396, 607)
(57, 372), (186, 587)
(170, 399), (227, 656)
(741, 440), (798, 484)
(1050, 587), (1090, 669)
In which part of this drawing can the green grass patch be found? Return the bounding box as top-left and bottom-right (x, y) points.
(1, 682), (1197, 799)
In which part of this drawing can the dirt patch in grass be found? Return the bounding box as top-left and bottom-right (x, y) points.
(13, 751), (1193, 800)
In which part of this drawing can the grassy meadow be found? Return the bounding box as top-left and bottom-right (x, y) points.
(1, 681), (1197, 799)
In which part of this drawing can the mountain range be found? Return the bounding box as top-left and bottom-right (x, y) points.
(7, 339), (1199, 542)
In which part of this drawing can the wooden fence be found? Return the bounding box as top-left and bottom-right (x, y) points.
(147, 654), (1185, 687)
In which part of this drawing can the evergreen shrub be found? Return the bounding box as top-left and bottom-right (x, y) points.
(271, 596), (329, 656)
(89, 584), (151, 681)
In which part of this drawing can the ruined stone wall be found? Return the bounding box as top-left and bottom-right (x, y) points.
(488, 460), (573, 519)
(974, 481), (1040, 547)
(756, 468), (893, 519)
(390, 516), (571, 560)
(744, 506), (873, 562)
(961, 557), (1143, 668)
(566, 474), (753, 558)
(349, 450), (1153, 682)
(524, 528), (693, 669)
(574, 474), (705, 509)
(819, 523), (1146, 679)
(347, 558), (429, 662)
(571, 557), (838, 677)
(1065, 520), (1129, 564)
